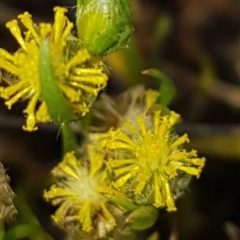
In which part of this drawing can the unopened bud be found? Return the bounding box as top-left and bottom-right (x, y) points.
(76, 0), (132, 55)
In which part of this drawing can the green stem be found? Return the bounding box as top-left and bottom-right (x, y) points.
(4, 189), (55, 240)
(0, 223), (4, 240)
(61, 123), (78, 155)
(4, 224), (37, 240)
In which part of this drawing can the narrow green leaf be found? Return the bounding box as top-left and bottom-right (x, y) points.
(142, 68), (176, 107)
(39, 39), (75, 124)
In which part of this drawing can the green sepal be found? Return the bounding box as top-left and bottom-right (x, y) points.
(142, 68), (176, 107)
(126, 205), (159, 230)
(39, 39), (76, 124)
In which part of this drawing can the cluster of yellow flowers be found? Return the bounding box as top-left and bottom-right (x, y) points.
(44, 86), (205, 238)
(0, 4), (205, 240)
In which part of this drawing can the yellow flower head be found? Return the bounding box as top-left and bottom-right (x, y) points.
(0, 7), (108, 131)
(44, 150), (116, 237)
(98, 110), (205, 211)
(90, 85), (159, 133)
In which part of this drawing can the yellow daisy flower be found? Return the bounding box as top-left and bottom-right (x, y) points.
(44, 150), (116, 236)
(98, 110), (205, 211)
(0, 7), (108, 131)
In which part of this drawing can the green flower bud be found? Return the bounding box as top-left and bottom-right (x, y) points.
(76, 0), (132, 55)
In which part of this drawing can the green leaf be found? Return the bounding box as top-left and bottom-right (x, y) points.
(142, 69), (176, 107)
(39, 39), (78, 154)
(39, 39), (75, 124)
(126, 205), (159, 230)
